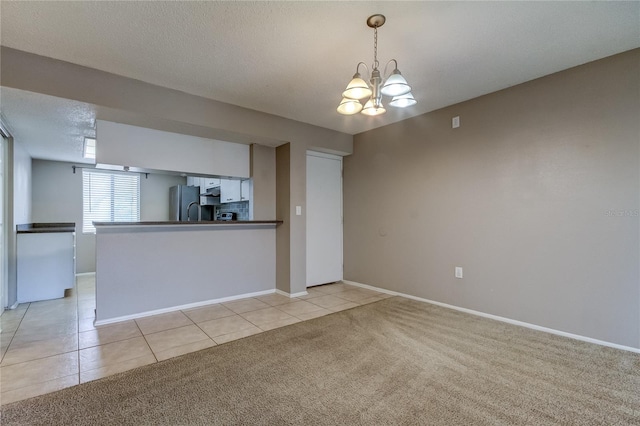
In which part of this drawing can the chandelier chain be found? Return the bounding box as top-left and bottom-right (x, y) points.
(373, 25), (379, 69)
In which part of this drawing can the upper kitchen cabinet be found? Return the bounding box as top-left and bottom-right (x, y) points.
(241, 179), (251, 201)
(186, 176), (199, 187)
(220, 179), (241, 203)
(204, 178), (221, 190)
(187, 176), (221, 193)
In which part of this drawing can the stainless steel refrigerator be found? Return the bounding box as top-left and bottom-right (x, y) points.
(169, 185), (212, 221)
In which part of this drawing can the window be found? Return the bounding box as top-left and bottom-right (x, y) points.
(83, 137), (96, 159)
(82, 169), (140, 233)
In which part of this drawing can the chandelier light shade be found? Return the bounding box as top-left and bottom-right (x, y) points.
(389, 92), (417, 108)
(361, 99), (386, 116)
(380, 65), (411, 97)
(337, 14), (416, 116)
(337, 97), (364, 115)
(343, 68), (373, 100)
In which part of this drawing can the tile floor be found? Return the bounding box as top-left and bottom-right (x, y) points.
(0, 275), (389, 405)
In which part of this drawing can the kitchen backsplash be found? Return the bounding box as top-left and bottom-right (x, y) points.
(217, 201), (250, 220)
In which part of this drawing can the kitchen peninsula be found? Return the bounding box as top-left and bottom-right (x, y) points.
(94, 220), (281, 324)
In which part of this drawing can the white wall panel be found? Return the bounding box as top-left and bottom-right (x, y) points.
(97, 120), (250, 178)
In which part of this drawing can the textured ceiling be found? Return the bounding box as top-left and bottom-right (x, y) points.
(1, 87), (97, 164)
(0, 1), (639, 162)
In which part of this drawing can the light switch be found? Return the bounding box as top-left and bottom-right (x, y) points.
(455, 267), (463, 279)
(296, 206), (302, 216)
(452, 116), (460, 128)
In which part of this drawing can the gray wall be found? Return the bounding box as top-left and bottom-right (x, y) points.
(344, 49), (640, 348)
(250, 144), (276, 220)
(276, 144), (291, 294)
(139, 172), (187, 222)
(31, 160), (185, 273)
(275, 142), (309, 295)
(7, 137), (32, 307)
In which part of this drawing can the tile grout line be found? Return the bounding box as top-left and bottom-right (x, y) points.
(237, 311), (281, 332)
(191, 320), (223, 343)
(271, 302), (327, 322)
(0, 302), (31, 365)
(78, 334), (144, 351)
(138, 311), (222, 359)
(79, 353), (160, 386)
(141, 313), (220, 352)
(134, 319), (160, 363)
(1, 300), (79, 396)
(189, 311), (256, 342)
(2, 344), (78, 368)
(0, 372), (81, 405)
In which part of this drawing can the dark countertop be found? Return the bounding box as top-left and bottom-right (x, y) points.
(93, 220), (283, 227)
(17, 223), (76, 234)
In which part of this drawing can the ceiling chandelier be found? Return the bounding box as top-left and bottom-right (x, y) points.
(337, 14), (416, 116)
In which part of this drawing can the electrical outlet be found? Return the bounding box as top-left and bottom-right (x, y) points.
(455, 267), (463, 279)
(296, 206), (302, 216)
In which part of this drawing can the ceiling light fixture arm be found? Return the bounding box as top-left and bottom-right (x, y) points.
(383, 59), (399, 79)
(355, 61), (369, 79)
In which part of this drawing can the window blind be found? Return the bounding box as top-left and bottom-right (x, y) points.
(82, 169), (140, 233)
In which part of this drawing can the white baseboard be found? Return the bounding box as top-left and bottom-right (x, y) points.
(276, 289), (309, 298)
(75, 272), (96, 277)
(342, 280), (640, 354)
(95, 288), (276, 326)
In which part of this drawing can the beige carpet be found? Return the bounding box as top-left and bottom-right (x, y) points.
(1, 297), (639, 425)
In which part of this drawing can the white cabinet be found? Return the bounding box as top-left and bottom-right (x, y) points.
(220, 179), (242, 203)
(204, 178), (221, 189)
(190, 176), (247, 204)
(187, 176), (205, 194)
(240, 179), (251, 201)
(188, 176), (221, 194)
(18, 231), (76, 302)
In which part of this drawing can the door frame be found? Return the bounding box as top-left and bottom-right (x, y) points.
(306, 150), (343, 287)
